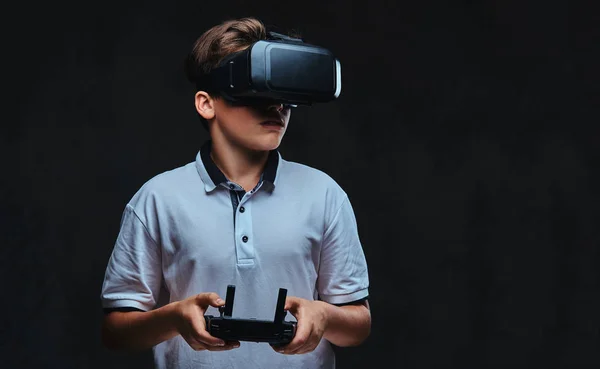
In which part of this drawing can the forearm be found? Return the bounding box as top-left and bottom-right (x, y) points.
(102, 302), (180, 351)
(321, 301), (371, 347)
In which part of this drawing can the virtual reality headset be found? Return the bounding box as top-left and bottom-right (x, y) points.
(195, 32), (342, 106)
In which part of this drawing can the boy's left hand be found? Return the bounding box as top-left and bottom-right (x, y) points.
(272, 296), (329, 355)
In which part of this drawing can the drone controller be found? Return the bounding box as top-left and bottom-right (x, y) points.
(204, 285), (297, 345)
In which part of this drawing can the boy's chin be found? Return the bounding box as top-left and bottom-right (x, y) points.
(247, 137), (282, 152)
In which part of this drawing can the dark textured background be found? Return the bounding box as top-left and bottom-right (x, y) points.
(4, 0), (599, 368)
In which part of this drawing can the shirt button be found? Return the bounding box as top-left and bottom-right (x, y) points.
(239, 206), (245, 213)
(229, 184), (235, 189)
(242, 235), (248, 243)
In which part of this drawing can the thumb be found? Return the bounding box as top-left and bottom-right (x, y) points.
(284, 296), (300, 312)
(195, 292), (226, 309)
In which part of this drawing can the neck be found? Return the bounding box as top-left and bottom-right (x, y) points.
(210, 136), (269, 192)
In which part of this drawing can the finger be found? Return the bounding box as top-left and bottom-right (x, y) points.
(206, 341), (241, 351)
(195, 292), (225, 308)
(184, 326), (221, 350)
(194, 324), (227, 347)
(188, 340), (241, 352)
(286, 333), (314, 355)
(292, 337), (319, 355)
(284, 296), (300, 312)
(276, 324), (309, 354)
(191, 327), (227, 347)
(270, 342), (293, 354)
(184, 336), (210, 351)
(188, 313), (226, 347)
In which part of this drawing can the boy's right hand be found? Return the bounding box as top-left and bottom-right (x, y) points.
(174, 292), (241, 351)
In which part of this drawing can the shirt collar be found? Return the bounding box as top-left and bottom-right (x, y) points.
(195, 140), (279, 193)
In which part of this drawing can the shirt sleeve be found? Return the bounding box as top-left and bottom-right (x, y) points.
(317, 195), (370, 305)
(100, 204), (163, 312)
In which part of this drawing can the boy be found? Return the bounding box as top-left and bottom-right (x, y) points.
(100, 17), (370, 369)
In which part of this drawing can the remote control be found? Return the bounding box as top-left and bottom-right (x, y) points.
(204, 285), (297, 344)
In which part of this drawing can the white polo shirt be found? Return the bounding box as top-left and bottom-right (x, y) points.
(100, 140), (370, 369)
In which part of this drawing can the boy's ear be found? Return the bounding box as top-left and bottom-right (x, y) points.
(195, 91), (215, 120)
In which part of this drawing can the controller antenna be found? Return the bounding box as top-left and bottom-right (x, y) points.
(221, 285), (235, 318)
(273, 288), (288, 323)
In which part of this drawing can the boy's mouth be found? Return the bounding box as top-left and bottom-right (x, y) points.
(260, 120), (284, 127)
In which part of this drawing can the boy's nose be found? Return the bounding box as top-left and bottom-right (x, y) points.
(268, 103), (284, 112)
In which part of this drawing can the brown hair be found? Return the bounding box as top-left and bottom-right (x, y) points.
(185, 17), (267, 87)
(184, 17), (300, 130)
